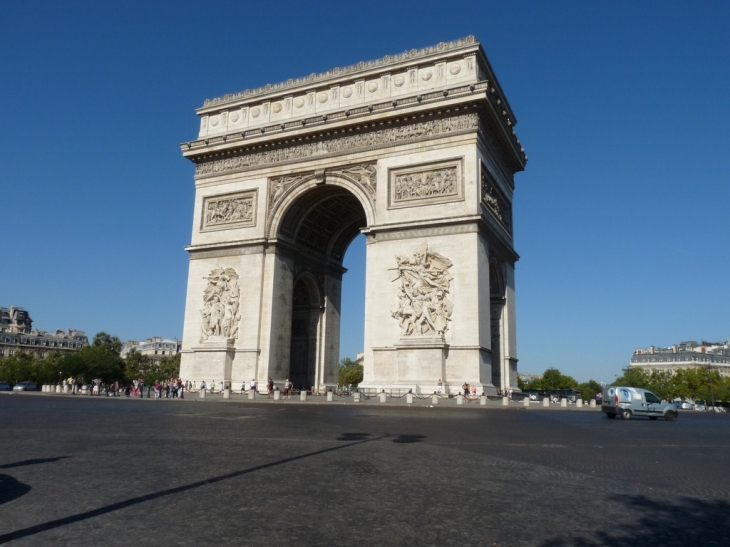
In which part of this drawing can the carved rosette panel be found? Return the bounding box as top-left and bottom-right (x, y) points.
(389, 158), (463, 208)
(196, 113), (479, 177)
(201, 190), (257, 231)
(480, 163), (512, 235)
(200, 267), (241, 342)
(390, 243), (454, 337)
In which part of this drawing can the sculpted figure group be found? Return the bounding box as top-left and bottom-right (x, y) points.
(200, 267), (241, 341)
(391, 243), (454, 336)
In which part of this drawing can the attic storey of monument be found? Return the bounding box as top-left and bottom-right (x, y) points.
(179, 36), (527, 395)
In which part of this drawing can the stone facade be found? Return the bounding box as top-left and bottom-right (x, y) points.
(179, 37), (527, 395)
(630, 341), (730, 377)
(0, 306), (88, 359)
(121, 337), (182, 363)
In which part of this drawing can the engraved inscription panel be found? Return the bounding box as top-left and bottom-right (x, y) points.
(201, 190), (257, 231)
(388, 158), (464, 209)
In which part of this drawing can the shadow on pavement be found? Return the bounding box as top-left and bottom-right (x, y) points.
(539, 495), (730, 547)
(392, 434), (426, 443)
(0, 433), (385, 543)
(0, 456), (70, 469)
(0, 474), (31, 505)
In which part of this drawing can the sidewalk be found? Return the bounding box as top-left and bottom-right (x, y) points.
(15, 389), (602, 411)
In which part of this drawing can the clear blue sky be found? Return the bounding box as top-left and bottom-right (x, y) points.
(2, 1), (728, 383)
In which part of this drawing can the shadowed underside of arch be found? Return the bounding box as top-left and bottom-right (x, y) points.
(279, 186), (367, 263)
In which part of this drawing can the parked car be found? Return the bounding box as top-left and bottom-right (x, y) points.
(694, 400), (707, 411)
(602, 386), (678, 421)
(12, 381), (37, 392)
(676, 400), (692, 410)
(0, 381), (11, 391)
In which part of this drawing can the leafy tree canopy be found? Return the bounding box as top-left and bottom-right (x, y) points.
(339, 357), (363, 387)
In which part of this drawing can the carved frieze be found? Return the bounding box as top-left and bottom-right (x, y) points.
(268, 163), (377, 213)
(390, 243), (454, 337)
(201, 190), (257, 231)
(200, 268), (241, 342)
(196, 113), (479, 177)
(388, 158), (463, 209)
(481, 163), (512, 235)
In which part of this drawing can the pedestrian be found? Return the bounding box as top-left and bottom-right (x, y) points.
(437, 379), (443, 394)
(283, 379), (292, 398)
(267, 378), (274, 398)
(250, 378), (257, 394)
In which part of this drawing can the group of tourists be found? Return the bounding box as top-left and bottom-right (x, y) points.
(152, 378), (187, 398)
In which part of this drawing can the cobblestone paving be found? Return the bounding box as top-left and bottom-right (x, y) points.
(1, 393), (729, 546)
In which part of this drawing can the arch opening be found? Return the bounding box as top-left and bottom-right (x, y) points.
(277, 185), (367, 390)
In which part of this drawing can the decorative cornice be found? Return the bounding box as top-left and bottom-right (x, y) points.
(201, 36), (479, 108)
(194, 112), (481, 178)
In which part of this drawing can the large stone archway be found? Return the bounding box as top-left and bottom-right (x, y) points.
(179, 36), (527, 395)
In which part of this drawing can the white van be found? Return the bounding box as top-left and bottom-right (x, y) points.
(602, 386), (678, 421)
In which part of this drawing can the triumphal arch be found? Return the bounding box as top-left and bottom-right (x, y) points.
(179, 36), (527, 395)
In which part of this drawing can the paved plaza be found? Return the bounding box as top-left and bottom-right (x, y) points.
(1, 393), (729, 546)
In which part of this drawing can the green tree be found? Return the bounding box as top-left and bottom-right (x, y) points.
(92, 332), (122, 355)
(124, 349), (155, 383)
(527, 368), (578, 391)
(59, 343), (125, 384)
(0, 351), (37, 385)
(338, 357), (363, 387)
(156, 353), (181, 381)
(577, 380), (602, 402)
(613, 367), (651, 389)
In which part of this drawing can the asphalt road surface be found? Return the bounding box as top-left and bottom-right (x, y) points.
(1, 393), (729, 546)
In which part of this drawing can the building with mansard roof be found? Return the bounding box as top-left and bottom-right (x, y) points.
(630, 340), (730, 377)
(0, 306), (89, 359)
(121, 336), (181, 363)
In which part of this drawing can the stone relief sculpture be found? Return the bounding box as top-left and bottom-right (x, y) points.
(196, 114), (478, 176)
(394, 166), (457, 201)
(202, 192), (256, 230)
(390, 243), (454, 336)
(481, 166), (512, 235)
(206, 197), (252, 225)
(200, 268), (241, 341)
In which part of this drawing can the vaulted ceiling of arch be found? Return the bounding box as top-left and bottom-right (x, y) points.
(280, 187), (365, 263)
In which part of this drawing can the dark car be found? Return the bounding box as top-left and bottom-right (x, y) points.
(13, 381), (37, 392)
(0, 381), (11, 391)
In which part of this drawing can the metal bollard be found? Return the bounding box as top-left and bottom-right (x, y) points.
(223, 388), (230, 399)
(199, 388), (206, 399)
(326, 391), (333, 402)
(432, 393), (438, 405)
(457, 394), (464, 405)
(576, 399), (583, 408)
(379, 392), (387, 403)
(248, 389), (255, 400)
(560, 398), (568, 408)
(542, 397), (549, 407)
(502, 396), (509, 407)
(523, 397), (530, 408)
(300, 391), (307, 402)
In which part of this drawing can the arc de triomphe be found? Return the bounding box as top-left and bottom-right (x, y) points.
(179, 36), (527, 395)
